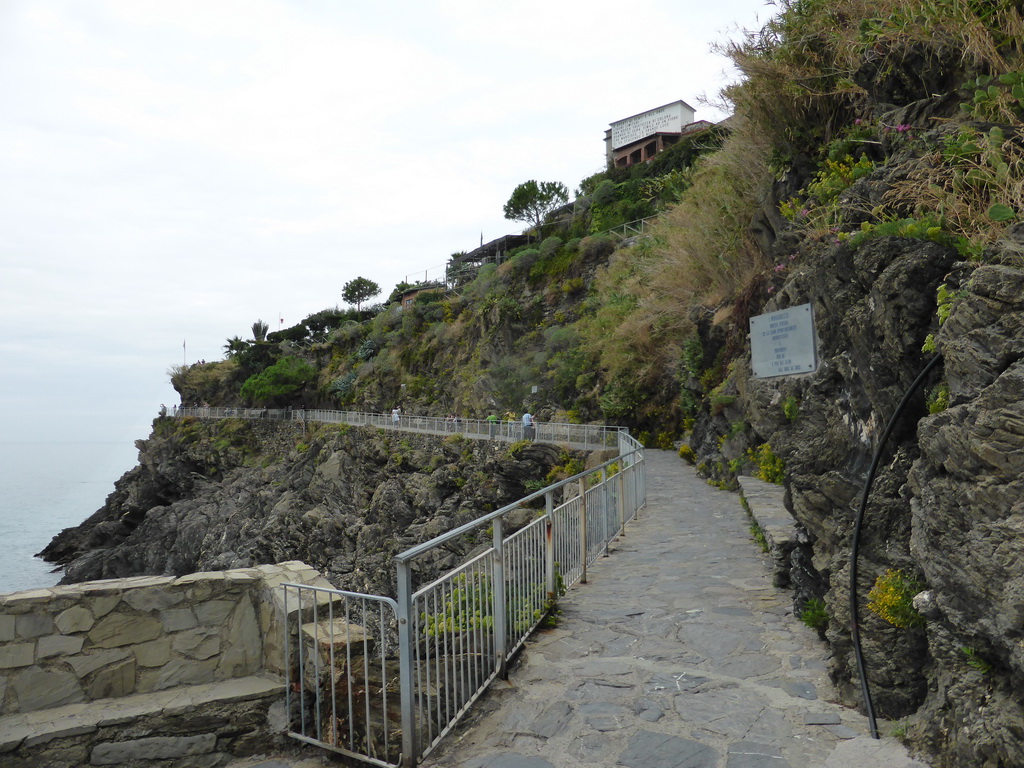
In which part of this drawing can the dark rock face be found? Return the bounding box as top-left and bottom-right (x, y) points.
(39, 421), (570, 598)
(727, 252), (1024, 766)
(740, 236), (956, 720)
(906, 265), (1024, 767)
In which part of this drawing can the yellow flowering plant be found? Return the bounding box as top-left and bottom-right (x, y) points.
(867, 569), (926, 629)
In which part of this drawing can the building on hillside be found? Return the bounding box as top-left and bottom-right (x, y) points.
(605, 100), (714, 169)
(446, 233), (531, 287)
(397, 282), (444, 310)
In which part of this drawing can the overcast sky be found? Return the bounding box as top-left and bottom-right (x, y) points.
(0, 0), (772, 445)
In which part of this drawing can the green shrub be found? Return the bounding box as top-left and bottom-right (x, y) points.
(961, 646), (993, 674)
(503, 248), (542, 279)
(529, 248), (577, 282)
(800, 598), (829, 632)
(926, 383), (950, 413)
(239, 356), (316, 405)
(539, 236), (563, 258)
(579, 234), (618, 261)
(782, 396), (800, 421)
(599, 380), (643, 419)
(681, 337), (703, 380)
(586, 179), (616, 210)
(748, 443), (785, 484)
(840, 216), (979, 259)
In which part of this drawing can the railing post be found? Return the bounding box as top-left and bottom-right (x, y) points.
(283, 585), (292, 732)
(580, 478), (589, 584)
(600, 467), (609, 555)
(618, 469), (626, 535)
(396, 559), (418, 767)
(632, 456), (640, 518)
(492, 517), (508, 679)
(544, 491), (555, 601)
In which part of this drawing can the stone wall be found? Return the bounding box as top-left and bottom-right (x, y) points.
(0, 561), (325, 716)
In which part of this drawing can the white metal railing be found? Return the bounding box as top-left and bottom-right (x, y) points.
(175, 407), (623, 451)
(395, 430), (645, 764)
(599, 215), (659, 239)
(281, 432), (645, 767)
(282, 585), (402, 767)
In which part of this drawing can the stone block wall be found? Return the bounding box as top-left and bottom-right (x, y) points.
(0, 561), (328, 716)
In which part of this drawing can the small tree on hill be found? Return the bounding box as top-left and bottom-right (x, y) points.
(251, 320), (269, 342)
(342, 277), (381, 312)
(223, 335), (248, 358)
(503, 180), (569, 232)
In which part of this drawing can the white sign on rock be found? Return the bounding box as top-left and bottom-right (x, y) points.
(750, 303), (818, 379)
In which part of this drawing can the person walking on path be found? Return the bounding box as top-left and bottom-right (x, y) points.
(391, 406), (401, 426)
(521, 410), (534, 441)
(486, 412), (498, 439)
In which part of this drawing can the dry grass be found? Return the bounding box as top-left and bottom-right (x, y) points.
(579, 124), (773, 394)
(723, 0), (1024, 156)
(651, 113), (773, 308)
(168, 359), (239, 391)
(883, 125), (1024, 258)
(579, 73), (775, 396)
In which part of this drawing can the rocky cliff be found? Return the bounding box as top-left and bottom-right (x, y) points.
(681, 21), (1024, 766)
(40, 419), (579, 598)
(719, 253), (1024, 768)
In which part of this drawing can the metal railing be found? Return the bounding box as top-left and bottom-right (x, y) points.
(282, 585), (403, 767)
(397, 431), (645, 764)
(600, 215), (659, 239)
(175, 407), (623, 451)
(281, 431), (645, 766)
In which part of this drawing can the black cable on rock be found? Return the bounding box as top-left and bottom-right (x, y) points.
(849, 353), (942, 739)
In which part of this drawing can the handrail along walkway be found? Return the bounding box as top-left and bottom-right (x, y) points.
(176, 406), (623, 451)
(179, 407), (645, 766)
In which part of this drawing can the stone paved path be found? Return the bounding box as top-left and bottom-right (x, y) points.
(229, 449), (929, 768)
(417, 449), (929, 768)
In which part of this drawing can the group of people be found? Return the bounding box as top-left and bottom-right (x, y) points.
(388, 407), (537, 440)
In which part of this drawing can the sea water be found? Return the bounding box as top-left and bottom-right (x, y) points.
(0, 441), (140, 595)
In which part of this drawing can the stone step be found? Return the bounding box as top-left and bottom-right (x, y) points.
(0, 675), (283, 767)
(738, 475), (801, 587)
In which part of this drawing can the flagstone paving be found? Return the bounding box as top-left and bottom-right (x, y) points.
(229, 449), (930, 768)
